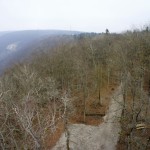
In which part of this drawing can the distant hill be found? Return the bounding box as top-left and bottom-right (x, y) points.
(0, 30), (81, 74)
(0, 31), (10, 37)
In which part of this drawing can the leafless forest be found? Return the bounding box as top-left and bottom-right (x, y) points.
(0, 27), (150, 149)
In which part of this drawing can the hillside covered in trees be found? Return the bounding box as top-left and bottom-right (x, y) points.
(0, 27), (150, 149)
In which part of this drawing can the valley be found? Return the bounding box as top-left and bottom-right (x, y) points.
(0, 28), (150, 150)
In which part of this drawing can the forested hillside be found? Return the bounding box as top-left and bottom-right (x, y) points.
(0, 30), (81, 74)
(0, 27), (150, 149)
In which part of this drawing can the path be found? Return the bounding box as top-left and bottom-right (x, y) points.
(52, 86), (123, 150)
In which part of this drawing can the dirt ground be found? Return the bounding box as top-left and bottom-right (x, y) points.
(52, 86), (123, 150)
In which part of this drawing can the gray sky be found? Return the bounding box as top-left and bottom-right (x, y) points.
(0, 0), (150, 32)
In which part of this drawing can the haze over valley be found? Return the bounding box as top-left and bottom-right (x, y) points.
(0, 30), (81, 74)
(0, 0), (150, 150)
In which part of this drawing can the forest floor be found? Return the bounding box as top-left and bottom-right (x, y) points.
(52, 85), (123, 150)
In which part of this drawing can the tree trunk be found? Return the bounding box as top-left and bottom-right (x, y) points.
(83, 74), (87, 123)
(98, 64), (102, 106)
(107, 67), (110, 88)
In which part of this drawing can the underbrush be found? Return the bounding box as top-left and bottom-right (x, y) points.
(0, 35), (115, 149)
(117, 83), (150, 150)
(1, 27), (150, 149)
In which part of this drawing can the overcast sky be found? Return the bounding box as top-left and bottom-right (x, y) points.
(0, 0), (150, 33)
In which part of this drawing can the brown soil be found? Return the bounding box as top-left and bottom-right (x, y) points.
(45, 84), (117, 149)
(45, 122), (64, 149)
(70, 85), (117, 126)
(52, 85), (123, 150)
